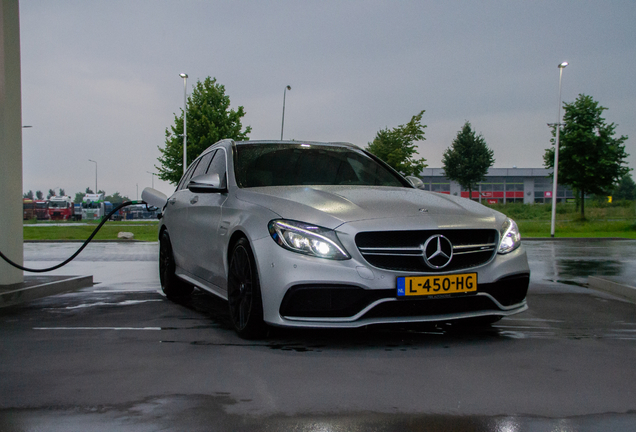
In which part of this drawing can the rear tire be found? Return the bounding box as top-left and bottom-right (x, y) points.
(227, 238), (267, 339)
(159, 231), (193, 299)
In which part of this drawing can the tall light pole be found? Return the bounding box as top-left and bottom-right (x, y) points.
(146, 171), (156, 189)
(280, 85), (291, 140)
(88, 159), (97, 193)
(550, 61), (568, 238)
(180, 73), (188, 171)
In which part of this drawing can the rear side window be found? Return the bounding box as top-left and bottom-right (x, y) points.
(177, 159), (200, 191)
(191, 150), (216, 179)
(206, 149), (227, 188)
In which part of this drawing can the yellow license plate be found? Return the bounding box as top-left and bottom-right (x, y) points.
(397, 273), (477, 297)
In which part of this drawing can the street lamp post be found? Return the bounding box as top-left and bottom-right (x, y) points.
(88, 159), (97, 193)
(146, 171), (156, 189)
(280, 85), (291, 140)
(550, 61), (568, 238)
(179, 73), (188, 171)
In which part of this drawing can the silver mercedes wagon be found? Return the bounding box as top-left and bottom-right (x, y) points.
(142, 140), (530, 338)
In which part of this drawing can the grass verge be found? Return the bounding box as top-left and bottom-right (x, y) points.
(517, 220), (636, 238)
(23, 222), (160, 242)
(22, 201), (636, 241)
(488, 201), (636, 238)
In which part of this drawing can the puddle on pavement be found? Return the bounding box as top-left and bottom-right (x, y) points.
(545, 279), (588, 288)
(158, 312), (636, 349)
(527, 240), (636, 287)
(2, 394), (635, 431)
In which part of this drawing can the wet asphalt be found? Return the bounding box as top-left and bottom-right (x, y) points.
(1, 240), (635, 431)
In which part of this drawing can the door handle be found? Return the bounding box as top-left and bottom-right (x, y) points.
(190, 196), (199, 205)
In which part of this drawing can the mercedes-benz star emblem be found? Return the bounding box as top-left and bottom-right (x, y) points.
(422, 235), (453, 269)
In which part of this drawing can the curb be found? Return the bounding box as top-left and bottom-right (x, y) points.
(588, 276), (636, 304)
(24, 239), (145, 243)
(0, 275), (94, 308)
(523, 237), (634, 241)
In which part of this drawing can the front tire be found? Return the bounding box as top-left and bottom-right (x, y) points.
(227, 238), (266, 339)
(159, 231), (193, 299)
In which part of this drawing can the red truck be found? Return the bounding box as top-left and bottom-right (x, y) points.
(23, 199), (36, 220)
(23, 199), (49, 220)
(47, 195), (74, 220)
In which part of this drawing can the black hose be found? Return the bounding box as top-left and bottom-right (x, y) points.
(0, 200), (151, 273)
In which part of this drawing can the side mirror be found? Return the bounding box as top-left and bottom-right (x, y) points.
(406, 176), (424, 189)
(187, 173), (227, 193)
(141, 187), (168, 209)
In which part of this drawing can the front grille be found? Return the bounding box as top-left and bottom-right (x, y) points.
(279, 285), (392, 318)
(355, 229), (498, 272)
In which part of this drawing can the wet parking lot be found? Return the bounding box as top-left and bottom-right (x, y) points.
(1, 240), (635, 431)
(525, 238), (636, 287)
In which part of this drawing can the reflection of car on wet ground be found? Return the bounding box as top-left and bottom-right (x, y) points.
(143, 140), (530, 338)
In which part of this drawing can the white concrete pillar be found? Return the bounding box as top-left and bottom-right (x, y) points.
(0, 0), (24, 285)
(449, 180), (461, 197)
(524, 177), (535, 205)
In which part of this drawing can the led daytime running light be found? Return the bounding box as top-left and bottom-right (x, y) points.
(498, 218), (521, 254)
(269, 220), (350, 260)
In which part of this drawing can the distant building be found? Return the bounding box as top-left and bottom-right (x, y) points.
(418, 168), (575, 204)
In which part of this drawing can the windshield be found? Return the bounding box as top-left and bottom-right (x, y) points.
(49, 201), (69, 208)
(234, 143), (407, 188)
(82, 202), (102, 209)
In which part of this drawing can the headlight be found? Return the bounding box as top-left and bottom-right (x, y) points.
(498, 218), (521, 254)
(268, 220), (350, 260)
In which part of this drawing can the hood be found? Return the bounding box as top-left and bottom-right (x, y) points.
(236, 186), (501, 229)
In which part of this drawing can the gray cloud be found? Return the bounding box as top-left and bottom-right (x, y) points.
(19, 0), (636, 198)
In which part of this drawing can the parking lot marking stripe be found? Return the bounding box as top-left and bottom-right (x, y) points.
(33, 327), (162, 331)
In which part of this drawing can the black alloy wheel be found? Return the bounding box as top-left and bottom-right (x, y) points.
(227, 238), (266, 339)
(159, 231), (193, 299)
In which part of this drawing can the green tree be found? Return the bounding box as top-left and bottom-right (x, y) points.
(47, 189), (56, 199)
(442, 121), (495, 200)
(73, 187), (95, 204)
(59, 188), (65, 196)
(544, 94), (629, 218)
(156, 77), (251, 185)
(35, 190), (43, 200)
(23, 190), (34, 200)
(104, 192), (130, 204)
(613, 173), (636, 201)
(366, 110), (427, 176)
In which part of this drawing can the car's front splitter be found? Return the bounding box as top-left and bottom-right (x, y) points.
(275, 297), (528, 329)
(251, 236), (530, 329)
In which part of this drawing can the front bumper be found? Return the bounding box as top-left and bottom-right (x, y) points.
(251, 235), (530, 329)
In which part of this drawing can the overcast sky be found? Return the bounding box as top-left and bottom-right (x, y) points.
(18, 0), (636, 199)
